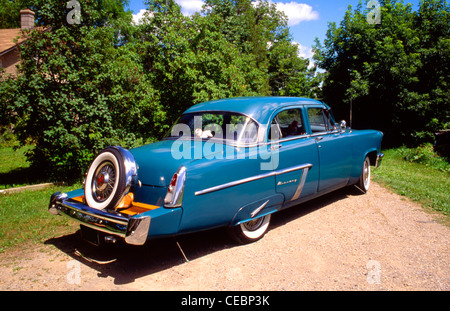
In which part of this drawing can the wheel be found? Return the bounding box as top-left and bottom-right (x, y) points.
(84, 147), (127, 210)
(358, 156), (371, 193)
(228, 214), (271, 244)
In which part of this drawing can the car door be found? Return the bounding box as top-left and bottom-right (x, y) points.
(268, 107), (319, 203)
(306, 107), (352, 192)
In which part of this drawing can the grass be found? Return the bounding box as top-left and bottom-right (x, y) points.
(0, 184), (81, 253)
(0, 143), (81, 253)
(372, 146), (450, 217)
(0, 144), (50, 189)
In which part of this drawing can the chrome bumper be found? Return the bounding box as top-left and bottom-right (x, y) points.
(49, 192), (150, 245)
(376, 153), (384, 168)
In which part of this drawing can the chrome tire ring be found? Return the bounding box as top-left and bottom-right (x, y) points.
(228, 214), (272, 244)
(92, 160), (116, 203)
(85, 147), (126, 210)
(358, 156), (371, 193)
(240, 214), (271, 240)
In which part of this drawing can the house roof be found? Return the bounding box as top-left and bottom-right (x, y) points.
(0, 27), (51, 56)
(0, 28), (23, 56)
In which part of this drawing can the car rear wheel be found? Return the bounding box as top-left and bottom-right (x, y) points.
(84, 147), (127, 210)
(228, 214), (271, 244)
(358, 156), (371, 193)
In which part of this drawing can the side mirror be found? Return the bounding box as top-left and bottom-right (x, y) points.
(339, 120), (347, 132)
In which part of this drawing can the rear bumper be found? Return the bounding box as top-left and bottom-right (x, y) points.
(49, 192), (150, 245)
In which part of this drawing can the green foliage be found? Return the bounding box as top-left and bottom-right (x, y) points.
(0, 0), (35, 28)
(1, 0), (158, 180)
(314, 0), (450, 146)
(397, 143), (450, 172)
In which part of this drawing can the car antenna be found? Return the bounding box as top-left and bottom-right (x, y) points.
(175, 239), (189, 263)
(350, 97), (353, 129)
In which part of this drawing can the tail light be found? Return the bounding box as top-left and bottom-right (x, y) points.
(164, 166), (187, 208)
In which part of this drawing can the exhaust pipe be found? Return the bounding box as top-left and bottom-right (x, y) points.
(104, 236), (117, 244)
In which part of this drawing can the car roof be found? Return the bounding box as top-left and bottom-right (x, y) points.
(184, 96), (327, 125)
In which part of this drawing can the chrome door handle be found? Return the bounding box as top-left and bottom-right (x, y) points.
(315, 137), (323, 142)
(270, 144), (282, 150)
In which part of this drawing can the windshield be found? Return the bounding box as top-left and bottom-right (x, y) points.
(165, 112), (259, 145)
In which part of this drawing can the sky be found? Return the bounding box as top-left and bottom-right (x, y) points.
(126, 0), (421, 62)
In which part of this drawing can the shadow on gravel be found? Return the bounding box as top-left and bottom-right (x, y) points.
(45, 226), (235, 285)
(45, 185), (361, 285)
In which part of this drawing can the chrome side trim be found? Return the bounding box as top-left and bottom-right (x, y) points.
(250, 200), (270, 218)
(195, 163), (313, 196)
(194, 171), (273, 196)
(275, 163), (312, 175)
(291, 167), (310, 201)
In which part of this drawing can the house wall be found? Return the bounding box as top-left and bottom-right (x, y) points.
(0, 49), (20, 75)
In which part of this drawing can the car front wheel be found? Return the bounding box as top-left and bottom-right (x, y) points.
(358, 156), (371, 193)
(228, 214), (271, 244)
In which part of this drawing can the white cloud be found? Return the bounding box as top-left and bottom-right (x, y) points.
(293, 41), (315, 68)
(175, 0), (204, 16)
(297, 43), (314, 60)
(133, 1), (318, 26)
(132, 1), (203, 21)
(132, 9), (151, 25)
(274, 2), (319, 26)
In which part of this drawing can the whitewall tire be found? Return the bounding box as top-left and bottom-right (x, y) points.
(358, 156), (371, 193)
(228, 214), (271, 244)
(84, 147), (127, 210)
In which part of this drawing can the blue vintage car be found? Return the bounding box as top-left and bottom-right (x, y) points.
(49, 97), (384, 246)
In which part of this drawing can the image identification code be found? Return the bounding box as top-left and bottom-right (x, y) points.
(181, 295), (270, 308)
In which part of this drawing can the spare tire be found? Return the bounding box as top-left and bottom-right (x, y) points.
(84, 146), (136, 210)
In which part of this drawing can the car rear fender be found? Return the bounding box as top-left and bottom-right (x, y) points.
(230, 193), (284, 227)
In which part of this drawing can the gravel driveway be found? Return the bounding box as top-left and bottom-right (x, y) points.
(0, 182), (448, 291)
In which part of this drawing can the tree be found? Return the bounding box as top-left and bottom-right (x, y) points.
(1, 0), (160, 180)
(0, 0), (35, 28)
(314, 0), (449, 146)
(137, 0), (320, 122)
(202, 0), (322, 98)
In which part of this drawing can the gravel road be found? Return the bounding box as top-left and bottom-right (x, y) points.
(0, 182), (448, 291)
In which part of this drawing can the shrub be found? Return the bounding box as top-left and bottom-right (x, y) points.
(399, 143), (450, 173)
(2, 9), (164, 181)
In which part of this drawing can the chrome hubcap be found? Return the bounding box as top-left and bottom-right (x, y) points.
(92, 161), (116, 202)
(242, 217), (264, 231)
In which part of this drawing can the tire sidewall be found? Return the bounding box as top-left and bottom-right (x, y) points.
(84, 148), (126, 210)
(360, 156), (371, 192)
(230, 214), (272, 244)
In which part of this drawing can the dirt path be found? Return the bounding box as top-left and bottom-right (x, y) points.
(0, 183), (448, 291)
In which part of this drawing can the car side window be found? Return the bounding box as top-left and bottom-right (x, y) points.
(307, 108), (335, 133)
(269, 109), (305, 141)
